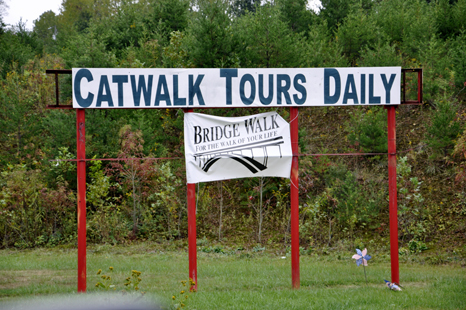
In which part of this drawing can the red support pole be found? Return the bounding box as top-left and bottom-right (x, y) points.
(187, 183), (197, 291)
(184, 108), (197, 291)
(76, 108), (87, 292)
(387, 105), (400, 285)
(290, 107), (300, 289)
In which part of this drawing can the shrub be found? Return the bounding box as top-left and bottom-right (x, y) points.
(397, 156), (426, 242)
(357, 40), (402, 67)
(425, 101), (462, 159)
(0, 164), (75, 248)
(336, 7), (381, 64)
(348, 108), (387, 154)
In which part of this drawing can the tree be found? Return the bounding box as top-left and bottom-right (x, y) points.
(0, 0), (7, 16)
(0, 0), (7, 33)
(93, 0), (150, 56)
(234, 3), (306, 68)
(57, 0), (94, 35)
(449, 30), (466, 88)
(433, 0), (456, 38)
(0, 19), (42, 78)
(0, 55), (59, 166)
(61, 23), (117, 68)
(146, 0), (190, 41)
(0, 72), (40, 165)
(186, 0), (236, 68)
(33, 11), (59, 53)
(426, 101), (463, 158)
(0, 28), (34, 78)
(319, 0), (356, 31)
(252, 177), (273, 243)
(372, 0), (435, 57)
(230, 0), (258, 17)
(276, 0), (314, 33)
(357, 40), (403, 67)
(347, 108), (388, 154)
(217, 181), (224, 240)
(453, 0), (466, 31)
(110, 125), (157, 236)
(335, 7), (381, 64)
(301, 20), (348, 68)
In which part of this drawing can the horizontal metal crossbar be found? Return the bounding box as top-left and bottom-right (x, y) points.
(49, 146), (418, 163)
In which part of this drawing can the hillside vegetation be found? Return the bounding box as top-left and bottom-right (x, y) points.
(0, 0), (465, 259)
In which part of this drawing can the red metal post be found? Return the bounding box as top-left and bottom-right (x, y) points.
(184, 108), (197, 291)
(387, 105), (400, 284)
(76, 109), (87, 292)
(187, 183), (197, 291)
(290, 107), (300, 289)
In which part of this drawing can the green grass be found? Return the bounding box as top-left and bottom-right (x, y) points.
(0, 243), (465, 309)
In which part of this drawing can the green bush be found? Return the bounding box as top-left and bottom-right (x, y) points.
(300, 163), (386, 245)
(397, 156), (426, 242)
(425, 101), (462, 158)
(357, 40), (402, 67)
(372, 0), (435, 57)
(302, 21), (349, 68)
(348, 108), (387, 154)
(449, 31), (466, 89)
(0, 164), (76, 248)
(418, 35), (455, 103)
(233, 3), (305, 68)
(336, 7), (381, 64)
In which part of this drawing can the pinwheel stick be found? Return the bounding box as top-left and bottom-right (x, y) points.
(363, 264), (368, 285)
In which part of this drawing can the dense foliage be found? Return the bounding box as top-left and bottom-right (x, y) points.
(0, 0), (465, 255)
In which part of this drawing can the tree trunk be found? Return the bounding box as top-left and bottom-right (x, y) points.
(258, 177), (264, 244)
(218, 181), (223, 241)
(131, 160), (138, 235)
(328, 217), (332, 246)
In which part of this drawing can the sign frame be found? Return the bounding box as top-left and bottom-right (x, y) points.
(45, 66), (420, 292)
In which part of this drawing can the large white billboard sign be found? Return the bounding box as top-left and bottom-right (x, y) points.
(72, 67), (401, 108)
(184, 112), (292, 183)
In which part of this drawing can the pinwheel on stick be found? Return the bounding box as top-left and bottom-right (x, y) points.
(352, 248), (371, 284)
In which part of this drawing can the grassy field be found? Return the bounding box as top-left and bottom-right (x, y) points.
(0, 243), (465, 309)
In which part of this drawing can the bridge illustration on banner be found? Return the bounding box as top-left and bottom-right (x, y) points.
(193, 136), (285, 174)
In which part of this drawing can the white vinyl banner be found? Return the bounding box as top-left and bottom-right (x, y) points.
(73, 67), (401, 108)
(184, 112), (292, 183)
